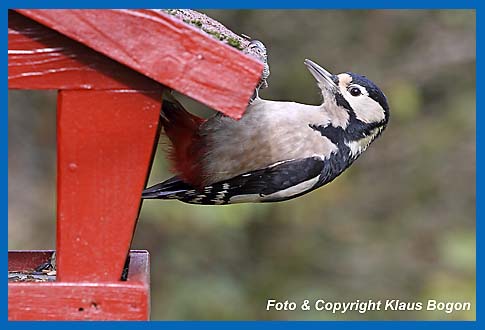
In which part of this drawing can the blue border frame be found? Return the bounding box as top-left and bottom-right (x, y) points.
(4, 1), (479, 328)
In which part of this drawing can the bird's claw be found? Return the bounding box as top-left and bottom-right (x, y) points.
(244, 39), (270, 104)
(33, 251), (56, 275)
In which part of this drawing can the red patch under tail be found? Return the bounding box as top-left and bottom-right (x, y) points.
(161, 97), (206, 187)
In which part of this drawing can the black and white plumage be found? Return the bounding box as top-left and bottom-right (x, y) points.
(142, 59), (389, 205)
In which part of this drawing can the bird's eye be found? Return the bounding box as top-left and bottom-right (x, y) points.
(349, 87), (361, 97)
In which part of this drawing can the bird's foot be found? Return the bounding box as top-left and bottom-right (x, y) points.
(33, 251), (56, 276)
(244, 39), (270, 104)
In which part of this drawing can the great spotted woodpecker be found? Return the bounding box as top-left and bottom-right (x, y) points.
(142, 59), (389, 204)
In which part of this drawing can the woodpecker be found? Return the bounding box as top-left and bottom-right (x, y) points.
(143, 59), (389, 205)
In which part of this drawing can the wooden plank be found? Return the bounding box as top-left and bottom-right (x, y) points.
(8, 250), (53, 271)
(56, 90), (161, 282)
(16, 9), (263, 119)
(8, 11), (160, 91)
(8, 250), (150, 320)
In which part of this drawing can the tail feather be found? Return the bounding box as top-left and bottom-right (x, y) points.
(142, 176), (193, 199)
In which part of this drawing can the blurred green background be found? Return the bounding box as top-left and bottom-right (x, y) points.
(8, 10), (475, 320)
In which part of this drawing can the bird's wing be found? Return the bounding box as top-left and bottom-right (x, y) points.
(217, 156), (326, 203)
(142, 156), (331, 204)
(146, 156), (326, 204)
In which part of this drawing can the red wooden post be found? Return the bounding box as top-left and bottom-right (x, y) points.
(8, 9), (263, 320)
(56, 90), (161, 282)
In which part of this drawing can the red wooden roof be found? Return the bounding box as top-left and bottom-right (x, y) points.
(11, 9), (264, 119)
(8, 11), (269, 318)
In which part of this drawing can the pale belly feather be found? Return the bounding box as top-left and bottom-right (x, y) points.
(198, 99), (338, 185)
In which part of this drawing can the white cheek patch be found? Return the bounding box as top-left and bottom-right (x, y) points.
(337, 74), (385, 124)
(346, 95), (385, 124)
(342, 88), (385, 124)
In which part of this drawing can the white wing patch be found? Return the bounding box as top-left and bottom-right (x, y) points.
(211, 189), (228, 205)
(189, 194), (207, 204)
(228, 175), (320, 204)
(261, 175), (320, 201)
(229, 193), (262, 204)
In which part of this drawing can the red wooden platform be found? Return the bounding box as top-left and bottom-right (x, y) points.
(8, 250), (150, 320)
(8, 9), (263, 320)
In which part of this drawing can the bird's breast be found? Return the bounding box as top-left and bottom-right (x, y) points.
(198, 100), (339, 185)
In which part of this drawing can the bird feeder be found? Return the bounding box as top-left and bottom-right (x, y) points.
(8, 9), (263, 320)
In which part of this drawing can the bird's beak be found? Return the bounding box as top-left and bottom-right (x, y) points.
(304, 59), (338, 91)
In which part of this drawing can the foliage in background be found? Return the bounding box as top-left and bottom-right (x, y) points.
(8, 10), (475, 320)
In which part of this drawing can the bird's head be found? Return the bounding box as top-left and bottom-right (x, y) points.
(304, 59), (389, 131)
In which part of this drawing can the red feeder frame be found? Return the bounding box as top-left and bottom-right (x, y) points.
(8, 9), (262, 320)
